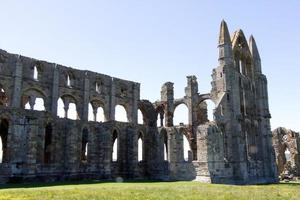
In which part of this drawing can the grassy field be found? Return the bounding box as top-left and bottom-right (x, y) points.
(0, 181), (299, 200)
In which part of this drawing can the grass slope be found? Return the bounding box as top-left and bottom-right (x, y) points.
(0, 181), (299, 200)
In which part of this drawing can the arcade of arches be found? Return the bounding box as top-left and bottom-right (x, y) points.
(0, 20), (279, 184)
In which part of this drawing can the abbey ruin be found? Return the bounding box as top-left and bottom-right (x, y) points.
(272, 127), (300, 179)
(0, 21), (278, 184)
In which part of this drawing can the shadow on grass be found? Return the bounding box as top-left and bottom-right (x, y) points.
(0, 180), (165, 190)
(278, 181), (300, 186)
(1, 179), (300, 190)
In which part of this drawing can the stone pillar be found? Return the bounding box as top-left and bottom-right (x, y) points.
(82, 72), (90, 121)
(12, 56), (23, 108)
(109, 79), (116, 120)
(130, 83), (140, 124)
(185, 76), (199, 126)
(51, 64), (59, 115)
(161, 82), (174, 127)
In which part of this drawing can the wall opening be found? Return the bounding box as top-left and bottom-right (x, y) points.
(161, 130), (168, 161)
(34, 98), (45, 111)
(164, 142), (168, 161)
(112, 130), (118, 162)
(239, 60), (243, 74)
(157, 112), (165, 127)
(115, 105), (128, 122)
(57, 98), (65, 118)
(67, 103), (78, 120)
(44, 124), (52, 164)
(81, 128), (88, 163)
(138, 109), (144, 125)
(173, 104), (189, 126)
(205, 100), (215, 121)
(0, 86), (8, 106)
(88, 103), (94, 121)
(138, 132), (143, 162)
(0, 136), (2, 163)
(25, 101), (31, 109)
(67, 74), (71, 87)
(33, 66), (39, 80)
(183, 134), (191, 161)
(0, 119), (8, 163)
(285, 148), (291, 162)
(96, 107), (105, 122)
(95, 82), (101, 93)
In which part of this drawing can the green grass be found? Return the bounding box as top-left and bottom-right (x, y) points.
(0, 181), (299, 200)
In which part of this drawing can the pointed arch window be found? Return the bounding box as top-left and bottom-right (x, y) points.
(44, 124), (52, 164)
(33, 66), (39, 81)
(112, 130), (118, 162)
(81, 128), (88, 162)
(138, 132), (144, 162)
(0, 119), (9, 164)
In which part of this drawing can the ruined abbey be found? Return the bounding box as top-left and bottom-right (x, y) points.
(0, 21), (279, 184)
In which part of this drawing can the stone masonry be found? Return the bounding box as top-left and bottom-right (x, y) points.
(272, 127), (300, 178)
(0, 20), (278, 184)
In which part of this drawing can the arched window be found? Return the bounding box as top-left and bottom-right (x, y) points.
(95, 82), (101, 93)
(138, 132), (143, 162)
(24, 97), (45, 111)
(173, 104), (189, 125)
(25, 101), (31, 110)
(183, 135), (191, 161)
(157, 112), (165, 127)
(33, 98), (45, 111)
(115, 105), (128, 122)
(164, 142), (168, 161)
(206, 100), (215, 121)
(239, 60), (243, 74)
(66, 74), (71, 87)
(57, 98), (65, 118)
(0, 119), (9, 164)
(81, 128), (88, 162)
(137, 109), (144, 125)
(112, 130), (118, 162)
(285, 148), (291, 162)
(88, 103), (94, 121)
(67, 103), (78, 120)
(0, 86), (8, 106)
(161, 130), (168, 161)
(33, 66), (39, 80)
(44, 124), (52, 164)
(96, 107), (105, 122)
(0, 136), (2, 163)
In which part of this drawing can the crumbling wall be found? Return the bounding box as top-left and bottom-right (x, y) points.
(0, 20), (279, 184)
(272, 127), (300, 178)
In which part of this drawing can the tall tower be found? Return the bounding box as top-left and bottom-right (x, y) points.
(210, 20), (278, 183)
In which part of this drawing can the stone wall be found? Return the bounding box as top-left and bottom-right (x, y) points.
(272, 127), (300, 178)
(0, 20), (278, 184)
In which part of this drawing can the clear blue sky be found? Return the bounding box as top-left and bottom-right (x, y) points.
(0, 0), (299, 131)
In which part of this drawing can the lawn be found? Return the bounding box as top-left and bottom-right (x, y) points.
(0, 180), (299, 200)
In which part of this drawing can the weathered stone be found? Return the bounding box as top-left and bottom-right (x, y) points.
(0, 21), (278, 184)
(272, 127), (300, 179)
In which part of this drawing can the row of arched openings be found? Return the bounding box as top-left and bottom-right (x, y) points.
(22, 95), (143, 124)
(156, 101), (215, 127)
(112, 130), (144, 162)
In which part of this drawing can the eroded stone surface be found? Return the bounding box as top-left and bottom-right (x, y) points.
(272, 127), (300, 179)
(0, 21), (278, 184)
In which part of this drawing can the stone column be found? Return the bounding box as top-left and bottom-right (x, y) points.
(51, 64), (59, 115)
(161, 82), (174, 127)
(130, 83), (140, 124)
(82, 72), (90, 121)
(12, 56), (23, 108)
(109, 79), (116, 120)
